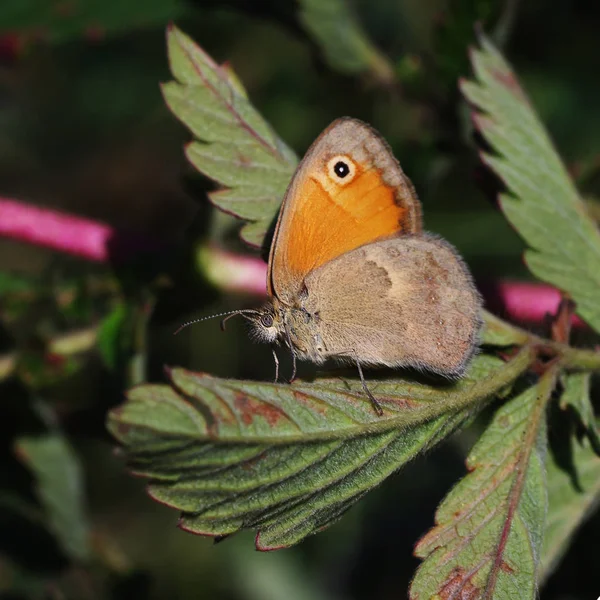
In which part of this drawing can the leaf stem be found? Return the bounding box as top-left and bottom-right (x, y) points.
(484, 361), (560, 598)
(483, 311), (600, 370)
(534, 337), (600, 370)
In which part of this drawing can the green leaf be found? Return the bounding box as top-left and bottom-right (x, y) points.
(297, 0), (394, 83)
(162, 25), (298, 248)
(107, 350), (531, 549)
(481, 310), (529, 347)
(97, 302), (128, 370)
(461, 36), (600, 334)
(0, 271), (35, 295)
(14, 433), (91, 561)
(540, 434), (600, 582)
(410, 365), (559, 600)
(0, 0), (185, 44)
(559, 373), (600, 456)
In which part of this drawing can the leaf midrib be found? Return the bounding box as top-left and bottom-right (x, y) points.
(175, 30), (283, 161)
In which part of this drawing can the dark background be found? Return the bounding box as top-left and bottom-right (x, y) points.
(0, 1), (599, 598)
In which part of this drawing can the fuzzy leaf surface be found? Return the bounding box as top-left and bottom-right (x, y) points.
(461, 36), (600, 334)
(410, 365), (558, 600)
(162, 25), (297, 247)
(107, 351), (531, 549)
(298, 0), (394, 83)
(540, 432), (600, 582)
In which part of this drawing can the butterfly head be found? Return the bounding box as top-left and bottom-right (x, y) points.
(247, 301), (286, 345)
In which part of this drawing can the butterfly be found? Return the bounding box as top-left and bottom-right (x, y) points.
(186, 118), (483, 415)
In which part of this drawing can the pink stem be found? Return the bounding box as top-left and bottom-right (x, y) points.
(482, 281), (584, 327)
(199, 245), (267, 296)
(0, 197), (162, 262)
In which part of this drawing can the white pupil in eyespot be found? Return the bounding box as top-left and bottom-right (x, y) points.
(326, 155), (355, 185)
(334, 161), (350, 178)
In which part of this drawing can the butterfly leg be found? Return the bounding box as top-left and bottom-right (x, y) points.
(271, 346), (280, 383)
(354, 357), (383, 416)
(283, 320), (298, 383)
(289, 349), (298, 383)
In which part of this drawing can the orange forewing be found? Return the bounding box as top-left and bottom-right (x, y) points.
(267, 118), (421, 303)
(283, 169), (408, 274)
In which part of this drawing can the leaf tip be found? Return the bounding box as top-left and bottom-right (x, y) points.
(254, 531), (288, 552)
(477, 149), (494, 169)
(177, 517), (222, 539)
(466, 44), (479, 69)
(473, 21), (486, 44)
(147, 485), (181, 510)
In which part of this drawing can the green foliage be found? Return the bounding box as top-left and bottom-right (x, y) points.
(461, 35), (600, 334)
(14, 432), (91, 561)
(97, 302), (128, 370)
(107, 353), (530, 548)
(297, 0), (394, 84)
(3, 4), (600, 599)
(0, 271), (35, 295)
(0, 0), (185, 43)
(560, 372), (600, 455)
(162, 25), (298, 247)
(102, 27), (600, 597)
(540, 433), (600, 582)
(411, 366), (557, 599)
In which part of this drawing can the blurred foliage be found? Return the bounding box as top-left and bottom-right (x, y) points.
(297, 0), (395, 83)
(1, 1), (600, 599)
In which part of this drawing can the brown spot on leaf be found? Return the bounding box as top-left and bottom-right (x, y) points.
(293, 390), (327, 415)
(500, 561), (515, 574)
(438, 567), (481, 600)
(237, 154), (252, 167)
(387, 396), (417, 410)
(492, 68), (527, 102)
(115, 421), (131, 439)
(241, 450), (268, 471)
(234, 393), (285, 426)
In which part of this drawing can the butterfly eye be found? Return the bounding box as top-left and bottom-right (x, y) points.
(260, 314), (274, 328)
(327, 155), (356, 185)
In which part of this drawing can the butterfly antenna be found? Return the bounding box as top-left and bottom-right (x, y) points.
(173, 309), (260, 335)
